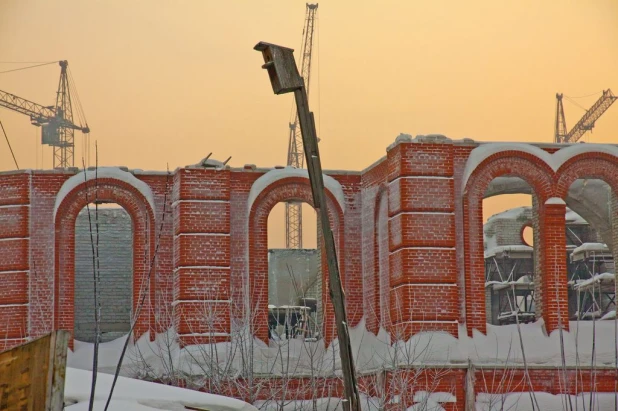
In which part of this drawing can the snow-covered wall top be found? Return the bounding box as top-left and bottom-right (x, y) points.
(487, 206), (529, 223)
(565, 208), (586, 225)
(462, 143), (618, 192)
(572, 242), (609, 255)
(247, 167), (346, 213)
(54, 167), (156, 217)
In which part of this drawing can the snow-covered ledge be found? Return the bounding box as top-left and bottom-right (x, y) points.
(54, 167), (156, 217)
(545, 197), (566, 205)
(247, 167), (346, 213)
(462, 143), (618, 192)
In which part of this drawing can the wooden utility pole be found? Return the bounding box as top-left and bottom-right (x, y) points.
(254, 41), (361, 411)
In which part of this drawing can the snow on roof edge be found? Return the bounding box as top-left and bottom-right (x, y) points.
(54, 167), (156, 218)
(484, 245), (533, 258)
(486, 206), (530, 222)
(546, 197), (566, 205)
(462, 143), (618, 193)
(247, 167), (346, 214)
(571, 242), (610, 256)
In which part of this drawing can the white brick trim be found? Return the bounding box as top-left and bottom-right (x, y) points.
(389, 176), (453, 185)
(172, 199), (229, 206)
(172, 299), (231, 307)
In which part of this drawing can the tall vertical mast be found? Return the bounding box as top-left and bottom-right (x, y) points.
(54, 60), (75, 168)
(554, 93), (567, 143)
(285, 3), (318, 249)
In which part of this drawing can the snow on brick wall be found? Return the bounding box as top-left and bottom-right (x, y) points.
(0, 139), (617, 358)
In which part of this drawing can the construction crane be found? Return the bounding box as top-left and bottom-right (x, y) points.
(285, 3), (318, 249)
(0, 60), (90, 168)
(554, 89), (616, 143)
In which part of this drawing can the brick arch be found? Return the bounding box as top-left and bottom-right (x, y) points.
(462, 152), (554, 335)
(54, 178), (156, 345)
(555, 152), (618, 323)
(368, 185), (389, 335)
(555, 153), (618, 198)
(248, 177), (344, 344)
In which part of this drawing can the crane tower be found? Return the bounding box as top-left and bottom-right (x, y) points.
(0, 60), (89, 168)
(554, 89), (616, 143)
(285, 3), (318, 249)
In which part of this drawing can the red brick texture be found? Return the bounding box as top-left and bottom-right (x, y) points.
(1, 142), (618, 399)
(248, 176), (344, 345)
(0, 175), (30, 345)
(462, 151), (554, 336)
(54, 178), (157, 346)
(541, 202), (569, 332)
(172, 169), (232, 346)
(387, 142), (458, 340)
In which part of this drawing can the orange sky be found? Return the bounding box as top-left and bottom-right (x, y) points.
(1, 1), (617, 248)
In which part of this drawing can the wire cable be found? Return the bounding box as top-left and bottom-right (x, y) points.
(34, 127), (38, 169)
(68, 68), (88, 126)
(564, 96), (588, 112)
(82, 154), (99, 411)
(0, 61), (55, 64)
(0, 61), (57, 75)
(566, 91), (602, 99)
(316, 13), (321, 139)
(0, 120), (19, 170)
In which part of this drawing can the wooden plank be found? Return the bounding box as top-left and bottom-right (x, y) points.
(0, 331), (68, 411)
(464, 361), (475, 411)
(294, 87), (361, 411)
(48, 331), (69, 411)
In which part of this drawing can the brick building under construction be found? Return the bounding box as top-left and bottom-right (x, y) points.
(1, 134), (618, 408)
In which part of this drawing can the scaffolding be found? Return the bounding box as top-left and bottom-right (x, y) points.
(568, 243), (616, 320)
(485, 246), (536, 325)
(484, 207), (616, 325)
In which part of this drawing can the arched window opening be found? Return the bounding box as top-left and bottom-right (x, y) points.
(74, 203), (133, 342)
(267, 202), (321, 340)
(483, 192), (536, 326)
(566, 179), (615, 322)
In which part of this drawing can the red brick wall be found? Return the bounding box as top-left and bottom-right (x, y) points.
(386, 140), (458, 340)
(361, 159), (389, 335)
(172, 168), (232, 346)
(331, 173), (363, 327)
(0, 175), (30, 345)
(0, 206), (28, 239)
(54, 178), (157, 346)
(248, 176), (344, 344)
(462, 151), (554, 335)
(30, 172), (70, 338)
(138, 173), (175, 333)
(0, 140), (617, 405)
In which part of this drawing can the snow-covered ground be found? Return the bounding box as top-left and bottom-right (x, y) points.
(68, 318), (618, 376)
(65, 319), (618, 410)
(476, 392), (618, 411)
(64, 367), (258, 411)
